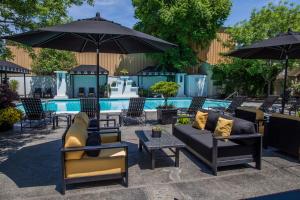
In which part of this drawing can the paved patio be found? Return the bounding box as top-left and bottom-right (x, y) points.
(0, 112), (300, 200)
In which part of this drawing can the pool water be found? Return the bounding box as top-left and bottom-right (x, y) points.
(18, 98), (230, 113)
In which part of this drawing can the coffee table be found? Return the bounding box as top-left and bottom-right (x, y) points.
(136, 130), (185, 169)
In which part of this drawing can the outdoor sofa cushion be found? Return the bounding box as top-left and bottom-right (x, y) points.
(173, 125), (254, 162)
(192, 111), (208, 130)
(214, 117), (233, 140)
(65, 148), (126, 178)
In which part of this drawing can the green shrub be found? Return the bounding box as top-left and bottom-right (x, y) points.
(177, 114), (191, 125)
(9, 80), (19, 92)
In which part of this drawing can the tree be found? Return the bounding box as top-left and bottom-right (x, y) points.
(150, 81), (179, 107)
(213, 0), (300, 96)
(132, 0), (232, 71)
(31, 49), (77, 75)
(0, 0), (94, 60)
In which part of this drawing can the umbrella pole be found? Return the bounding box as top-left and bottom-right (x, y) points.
(96, 43), (100, 129)
(281, 54), (289, 114)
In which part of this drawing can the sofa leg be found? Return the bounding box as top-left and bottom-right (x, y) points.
(123, 174), (128, 187)
(212, 166), (218, 176)
(256, 159), (262, 170)
(61, 182), (66, 195)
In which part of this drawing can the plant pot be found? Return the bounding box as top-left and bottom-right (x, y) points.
(157, 108), (178, 125)
(152, 130), (162, 138)
(0, 123), (13, 132)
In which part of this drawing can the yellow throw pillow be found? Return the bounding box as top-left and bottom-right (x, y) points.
(74, 115), (89, 129)
(192, 111), (208, 130)
(214, 117), (233, 141)
(76, 112), (90, 126)
(64, 124), (88, 160)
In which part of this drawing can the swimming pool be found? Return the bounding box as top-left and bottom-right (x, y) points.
(17, 98), (230, 113)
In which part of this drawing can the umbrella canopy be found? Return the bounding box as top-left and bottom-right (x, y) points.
(227, 29), (300, 113)
(2, 12), (176, 126)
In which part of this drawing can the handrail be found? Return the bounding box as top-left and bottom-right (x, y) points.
(225, 91), (238, 100)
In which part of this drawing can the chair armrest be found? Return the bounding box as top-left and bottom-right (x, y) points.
(213, 133), (262, 140)
(88, 128), (120, 134)
(61, 142), (128, 152)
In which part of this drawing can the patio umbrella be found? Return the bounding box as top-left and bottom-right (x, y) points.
(2, 12), (176, 127)
(227, 29), (300, 113)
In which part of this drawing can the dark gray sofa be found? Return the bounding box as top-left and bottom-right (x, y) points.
(173, 109), (262, 175)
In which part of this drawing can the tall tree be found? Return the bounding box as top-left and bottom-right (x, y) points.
(213, 0), (300, 96)
(132, 0), (232, 72)
(0, 0), (94, 60)
(31, 49), (77, 75)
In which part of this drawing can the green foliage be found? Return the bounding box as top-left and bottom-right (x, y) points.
(31, 48), (77, 75)
(291, 80), (300, 95)
(213, 0), (300, 96)
(9, 80), (19, 92)
(132, 0), (232, 71)
(0, 0), (94, 60)
(116, 67), (129, 76)
(0, 107), (23, 126)
(150, 81), (179, 107)
(177, 114), (191, 125)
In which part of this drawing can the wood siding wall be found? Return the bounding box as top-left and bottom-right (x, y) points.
(7, 32), (230, 75)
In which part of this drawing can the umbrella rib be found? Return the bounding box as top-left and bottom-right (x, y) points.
(113, 39), (128, 54)
(32, 32), (65, 47)
(80, 40), (88, 52)
(132, 36), (164, 52)
(100, 35), (126, 44)
(71, 33), (97, 45)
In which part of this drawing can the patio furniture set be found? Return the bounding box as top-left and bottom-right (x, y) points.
(18, 95), (300, 195)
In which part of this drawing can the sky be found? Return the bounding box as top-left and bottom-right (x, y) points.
(68, 0), (300, 28)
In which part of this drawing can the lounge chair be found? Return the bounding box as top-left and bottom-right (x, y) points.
(43, 88), (52, 98)
(61, 121), (128, 194)
(258, 95), (279, 113)
(288, 98), (300, 115)
(33, 88), (42, 98)
(212, 96), (247, 115)
(88, 87), (95, 97)
(119, 97), (146, 126)
(21, 98), (55, 129)
(78, 87), (85, 97)
(80, 98), (119, 129)
(178, 97), (206, 115)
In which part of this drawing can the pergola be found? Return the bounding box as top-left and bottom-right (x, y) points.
(136, 65), (176, 87)
(69, 64), (108, 98)
(0, 60), (30, 97)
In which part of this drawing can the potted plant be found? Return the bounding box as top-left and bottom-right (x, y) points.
(0, 84), (23, 132)
(152, 126), (162, 138)
(150, 81), (179, 124)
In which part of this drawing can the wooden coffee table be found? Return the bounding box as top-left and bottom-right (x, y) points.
(136, 130), (185, 169)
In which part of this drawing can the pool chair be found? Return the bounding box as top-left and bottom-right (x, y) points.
(21, 98), (56, 130)
(119, 97), (146, 126)
(33, 88), (42, 98)
(60, 122), (128, 194)
(80, 98), (119, 129)
(212, 96), (247, 115)
(259, 95), (279, 113)
(78, 87), (85, 98)
(88, 87), (95, 97)
(178, 96), (206, 116)
(43, 88), (53, 98)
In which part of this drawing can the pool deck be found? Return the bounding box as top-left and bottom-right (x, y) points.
(1, 112), (300, 200)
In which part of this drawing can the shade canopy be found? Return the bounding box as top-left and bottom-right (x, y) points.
(227, 29), (300, 113)
(0, 61), (30, 74)
(137, 65), (177, 76)
(227, 30), (300, 59)
(70, 65), (108, 75)
(2, 12), (176, 54)
(2, 12), (176, 127)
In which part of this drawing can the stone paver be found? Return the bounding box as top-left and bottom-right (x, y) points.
(0, 113), (300, 200)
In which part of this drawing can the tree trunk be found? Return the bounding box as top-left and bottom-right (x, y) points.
(267, 81), (272, 96)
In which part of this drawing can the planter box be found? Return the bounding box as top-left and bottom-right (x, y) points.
(157, 108), (178, 125)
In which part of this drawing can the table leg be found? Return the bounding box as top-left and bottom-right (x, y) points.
(139, 140), (142, 151)
(175, 148), (180, 167)
(151, 150), (155, 169)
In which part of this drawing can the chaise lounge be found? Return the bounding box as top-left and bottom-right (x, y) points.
(172, 109), (262, 175)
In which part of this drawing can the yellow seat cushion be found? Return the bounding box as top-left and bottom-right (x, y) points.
(73, 115), (89, 129)
(74, 112), (90, 128)
(65, 148), (126, 178)
(192, 111), (208, 130)
(100, 133), (119, 143)
(214, 117), (233, 141)
(64, 124), (88, 160)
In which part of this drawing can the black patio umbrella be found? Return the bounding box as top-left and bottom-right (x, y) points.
(227, 29), (300, 113)
(2, 12), (176, 127)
